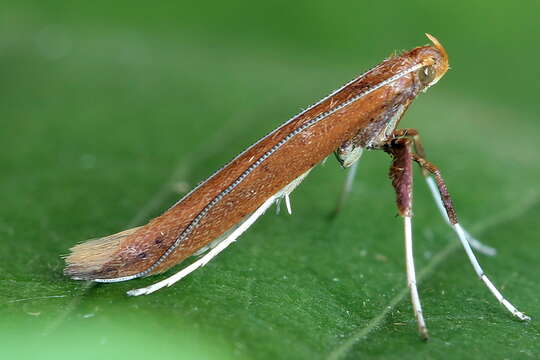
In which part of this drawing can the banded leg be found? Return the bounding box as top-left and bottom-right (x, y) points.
(412, 154), (530, 321)
(392, 129), (495, 256)
(385, 138), (429, 339)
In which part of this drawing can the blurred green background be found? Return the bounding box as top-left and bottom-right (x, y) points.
(1, 1), (539, 359)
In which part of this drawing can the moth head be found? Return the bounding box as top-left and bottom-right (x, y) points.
(415, 34), (449, 91)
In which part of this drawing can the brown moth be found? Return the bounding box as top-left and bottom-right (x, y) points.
(64, 34), (529, 339)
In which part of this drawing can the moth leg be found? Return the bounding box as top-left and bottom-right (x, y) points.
(334, 161), (359, 214)
(425, 176), (495, 256)
(392, 128), (426, 160)
(127, 194), (278, 296)
(412, 154), (530, 321)
(333, 138), (363, 214)
(385, 138), (429, 339)
(285, 194), (293, 215)
(393, 129), (496, 256)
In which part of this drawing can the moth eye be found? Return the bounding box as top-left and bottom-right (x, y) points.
(419, 65), (436, 85)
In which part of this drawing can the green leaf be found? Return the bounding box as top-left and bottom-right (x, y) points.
(2, 1), (540, 359)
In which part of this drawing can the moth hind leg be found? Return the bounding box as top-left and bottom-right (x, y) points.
(127, 193), (280, 296)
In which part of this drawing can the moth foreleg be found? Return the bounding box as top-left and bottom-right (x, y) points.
(385, 138), (429, 340)
(392, 129), (495, 256)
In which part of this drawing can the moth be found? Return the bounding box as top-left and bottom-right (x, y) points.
(64, 34), (529, 338)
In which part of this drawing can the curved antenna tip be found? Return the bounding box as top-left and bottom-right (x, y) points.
(424, 33), (448, 61)
(425, 33), (441, 47)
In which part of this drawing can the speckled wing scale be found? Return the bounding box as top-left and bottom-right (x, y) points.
(64, 34), (530, 339)
(65, 46), (428, 283)
(127, 169), (311, 296)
